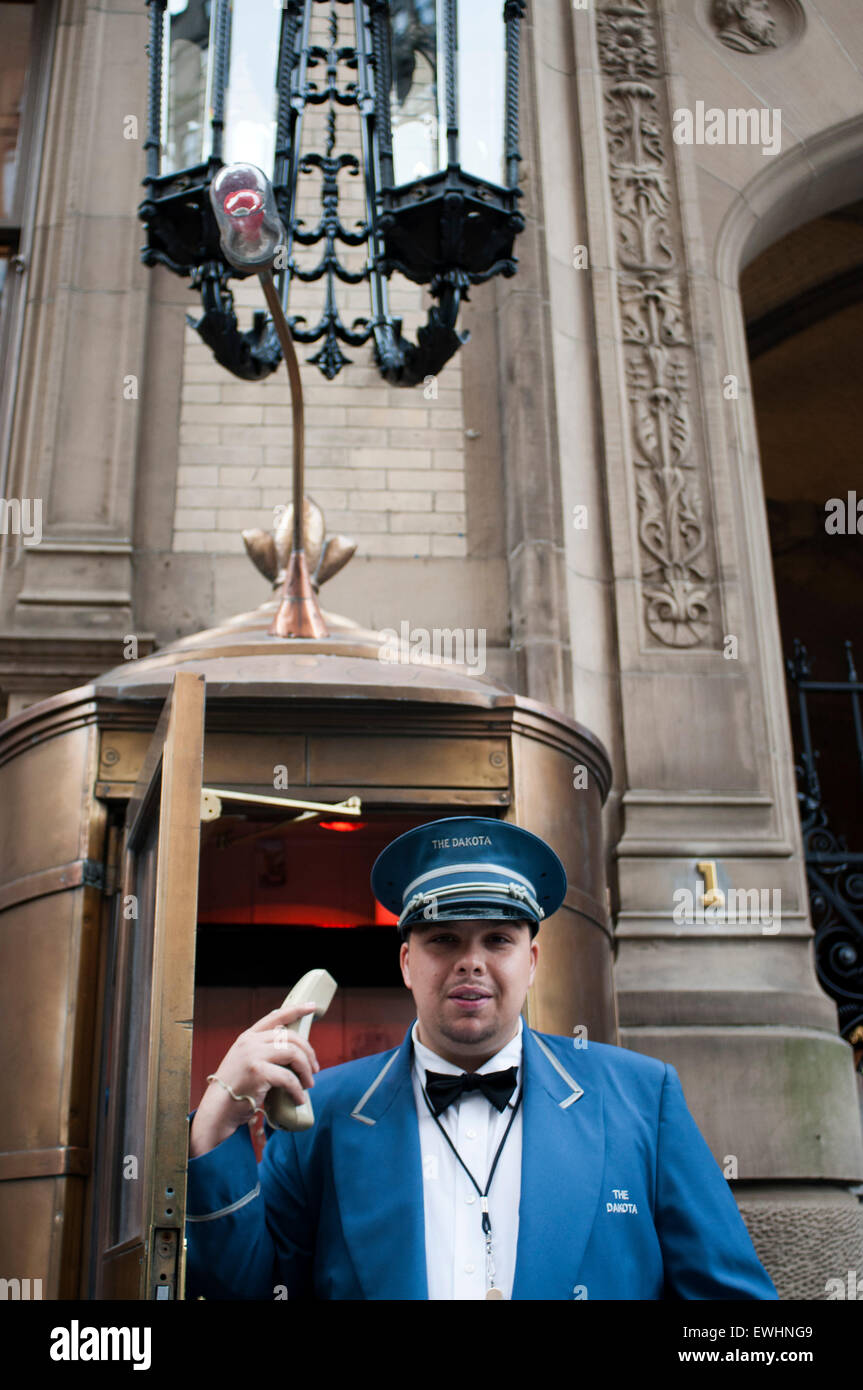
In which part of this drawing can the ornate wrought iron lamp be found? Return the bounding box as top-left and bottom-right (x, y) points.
(139, 0), (526, 385)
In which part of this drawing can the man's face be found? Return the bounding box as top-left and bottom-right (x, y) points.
(740, 0), (776, 43)
(399, 918), (538, 1068)
(717, 0), (775, 45)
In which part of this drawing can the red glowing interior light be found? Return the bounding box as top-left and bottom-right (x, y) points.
(224, 189), (264, 218)
(318, 820), (366, 832)
(209, 163), (284, 270)
(374, 899), (399, 926)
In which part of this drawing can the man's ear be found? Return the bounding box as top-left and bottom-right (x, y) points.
(527, 934), (539, 987)
(399, 938), (411, 989)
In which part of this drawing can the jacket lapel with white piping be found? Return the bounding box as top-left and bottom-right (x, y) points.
(331, 1028), (428, 1300)
(511, 1028), (605, 1299)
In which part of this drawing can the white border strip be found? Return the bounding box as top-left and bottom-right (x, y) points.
(186, 1182), (261, 1222)
(350, 1049), (400, 1125)
(531, 1033), (584, 1107)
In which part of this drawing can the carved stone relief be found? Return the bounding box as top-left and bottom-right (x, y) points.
(700, 0), (806, 54)
(597, 1), (717, 648)
(712, 0), (778, 52)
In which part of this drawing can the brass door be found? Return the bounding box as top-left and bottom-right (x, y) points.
(92, 672), (205, 1298)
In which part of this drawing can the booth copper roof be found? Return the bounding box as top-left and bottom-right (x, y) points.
(92, 599), (514, 704)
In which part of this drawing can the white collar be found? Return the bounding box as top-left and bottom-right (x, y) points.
(411, 1014), (523, 1081)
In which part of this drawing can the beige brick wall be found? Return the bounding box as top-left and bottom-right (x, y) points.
(171, 8), (467, 561)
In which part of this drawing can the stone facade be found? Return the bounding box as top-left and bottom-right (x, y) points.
(173, 299), (467, 560)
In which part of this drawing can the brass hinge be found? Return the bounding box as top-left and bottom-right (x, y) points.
(81, 858), (106, 892)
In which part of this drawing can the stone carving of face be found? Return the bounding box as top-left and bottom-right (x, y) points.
(712, 0), (778, 52)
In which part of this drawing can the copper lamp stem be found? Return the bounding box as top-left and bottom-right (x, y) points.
(259, 269), (328, 637)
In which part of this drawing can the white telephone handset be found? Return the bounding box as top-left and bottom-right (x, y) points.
(264, 968), (338, 1132)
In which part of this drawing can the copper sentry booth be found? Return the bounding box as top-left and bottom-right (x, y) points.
(0, 600), (612, 1298)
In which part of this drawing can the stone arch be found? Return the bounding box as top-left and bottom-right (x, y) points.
(718, 112), (863, 278)
(707, 113), (863, 855)
(712, 111), (863, 701)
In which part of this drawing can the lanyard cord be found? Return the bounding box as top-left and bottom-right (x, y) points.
(420, 1081), (523, 1237)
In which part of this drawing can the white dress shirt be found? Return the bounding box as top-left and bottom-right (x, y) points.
(410, 1016), (523, 1300)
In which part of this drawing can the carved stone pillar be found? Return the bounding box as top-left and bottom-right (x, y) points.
(491, 14), (574, 714)
(1, 0), (150, 651)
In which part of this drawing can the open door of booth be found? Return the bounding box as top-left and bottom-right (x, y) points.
(92, 671), (205, 1298)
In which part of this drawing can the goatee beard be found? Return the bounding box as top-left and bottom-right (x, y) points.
(439, 1019), (499, 1048)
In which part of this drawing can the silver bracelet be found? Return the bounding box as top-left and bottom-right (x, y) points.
(206, 1073), (265, 1118)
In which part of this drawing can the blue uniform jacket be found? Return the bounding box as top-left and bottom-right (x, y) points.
(185, 1024), (778, 1300)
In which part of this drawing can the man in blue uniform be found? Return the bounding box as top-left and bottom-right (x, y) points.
(185, 817), (778, 1300)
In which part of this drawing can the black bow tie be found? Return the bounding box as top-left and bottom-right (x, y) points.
(424, 1066), (518, 1116)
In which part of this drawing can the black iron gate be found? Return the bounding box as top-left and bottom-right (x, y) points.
(787, 639), (863, 1044)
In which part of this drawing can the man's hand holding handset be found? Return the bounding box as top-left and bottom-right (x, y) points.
(190, 969), (338, 1157)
